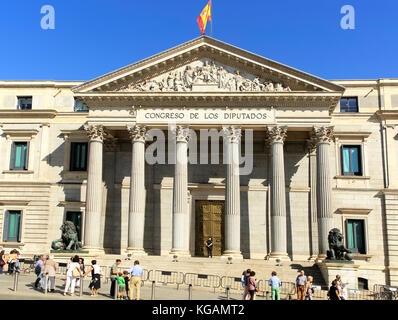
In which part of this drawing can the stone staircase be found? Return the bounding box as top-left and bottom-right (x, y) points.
(91, 254), (327, 286)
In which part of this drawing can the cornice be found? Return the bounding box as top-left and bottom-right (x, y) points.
(375, 110), (398, 120)
(336, 208), (372, 215)
(0, 110), (57, 119)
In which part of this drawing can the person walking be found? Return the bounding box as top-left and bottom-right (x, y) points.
(83, 260), (102, 296)
(340, 282), (348, 300)
(64, 255), (82, 296)
(0, 250), (6, 275)
(76, 258), (85, 288)
(42, 255), (57, 292)
(34, 255), (46, 289)
(268, 271), (282, 300)
(328, 280), (341, 300)
(247, 271), (257, 300)
(304, 276), (314, 300)
(7, 249), (18, 275)
(127, 260), (144, 300)
(110, 259), (121, 297)
(206, 237), (213, 258)
(241, 269), (251, 300)
(295, 270), (307, 300)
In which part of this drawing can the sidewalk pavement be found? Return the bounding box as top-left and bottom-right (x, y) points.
(0, 273), (267, 301)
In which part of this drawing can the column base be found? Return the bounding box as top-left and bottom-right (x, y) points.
(125, 248), (148, 256)
(221, 251), (244, 261)
(81, 247), (105, 257)
(267, 252), (291, 262)
(169, 249), (191, 258)
(315, 254), (327, 264)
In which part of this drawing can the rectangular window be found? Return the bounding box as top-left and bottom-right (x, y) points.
(340, 97), (358, 113)
(346, 219), (366, 254)
(17, 97), (32, 110)
(74, 98), (89, 112)
(66, 211), (82, 241)
(70, 142), (88, 171)
(341, 145), (362, 176)
(10, 142), (29, 170)
(3, 210), (22, 242)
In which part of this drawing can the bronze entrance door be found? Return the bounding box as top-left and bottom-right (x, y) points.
(195, 200), (225, 256)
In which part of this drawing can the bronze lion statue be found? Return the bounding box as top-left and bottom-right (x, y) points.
(51, 221), (82, 251)
(326, 228), (353, 261)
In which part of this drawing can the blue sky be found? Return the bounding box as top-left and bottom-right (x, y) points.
(0, 0), (397, 81)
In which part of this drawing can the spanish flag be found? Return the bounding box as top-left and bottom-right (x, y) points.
(197, 1), (212, 35)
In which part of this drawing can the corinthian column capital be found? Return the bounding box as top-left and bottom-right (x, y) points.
(312, 126), (334, 144)
(222, 126), (241, 144)
(84, 124), (105, 142)
(127, 125), (147, 143)
(172, 125), (190, 143)
(265, 126), (287, 144)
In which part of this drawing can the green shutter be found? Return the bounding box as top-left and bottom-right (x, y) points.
(10, 143), (16, 170)
(8, 213), (16, 238)
(354, 221), (365, 253)
(3, 211), (10, 241)
(346, 220), (355, 249)
(24, 142), (29, 170)
(81, 143), (87, 170)
(342, 147), (350, 174)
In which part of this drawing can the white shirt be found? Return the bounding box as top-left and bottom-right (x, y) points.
(66, 262), (80, 277)
(341, 287), (348, 300)
(92, 264), (101, 275)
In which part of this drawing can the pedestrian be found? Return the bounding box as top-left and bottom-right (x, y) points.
(110, 259), (121, 297)
(335, 274), (342, 287)
(304, 276), (314, 300)
(42, 255), (57, 292)
(127, 260), (144, 300)
(268, 271), (282, 300)
(123, 270), (130, 299)
(247, 271), (257, 300)
(116, 272), (126, 300)
(328, 280), (341, 300)
(76, 257), (85, 288)
(241, 269), (251, 300)
(295, 270), (307, 300)
(34, 255), (46, 289)
(83, 260), (102, 296)
(340, 282), (348, 300)
(64, 255), (82, 296)
(7, 249), (18, 275)
(0, 250), (6, 275)
(206, 237), (213, 258)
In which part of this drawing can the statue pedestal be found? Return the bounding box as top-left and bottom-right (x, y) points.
(317, 261), (360, 289)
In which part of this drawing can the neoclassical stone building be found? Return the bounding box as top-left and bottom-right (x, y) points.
(0, 36), (397, 286)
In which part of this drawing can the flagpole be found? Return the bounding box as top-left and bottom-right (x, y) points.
(210, 0), (213, 37)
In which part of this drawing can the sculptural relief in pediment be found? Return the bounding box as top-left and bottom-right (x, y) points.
(114, 59), (292, 93)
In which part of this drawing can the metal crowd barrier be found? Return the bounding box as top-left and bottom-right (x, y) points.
(373, 284), (398, 300)
(220, 276), (244, 291)
(148, 270), (184, 288)
(184, 273), (221, 292)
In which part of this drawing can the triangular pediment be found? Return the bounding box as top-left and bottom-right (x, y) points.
(72, 36), (344, 94)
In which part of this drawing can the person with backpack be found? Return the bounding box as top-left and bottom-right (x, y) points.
(64, 255), (82, 296)
(34, 255), (46, 289)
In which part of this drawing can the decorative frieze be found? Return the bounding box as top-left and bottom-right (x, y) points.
(116, 59), (291, 93)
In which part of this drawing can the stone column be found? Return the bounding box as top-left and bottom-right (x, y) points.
(170, 126), (190, 256)
(307, 140), (319, 259)
(312, 126), (334, 256)
(127, 125), (147, 255)
(83, 124), (105, 254)
(266, 126), (289, 260)
(222, 126), (242, 259)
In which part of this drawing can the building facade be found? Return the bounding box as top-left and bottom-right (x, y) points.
(0, 36), (397, 286)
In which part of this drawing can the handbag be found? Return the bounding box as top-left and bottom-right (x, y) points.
(72, 267), (80, 278)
